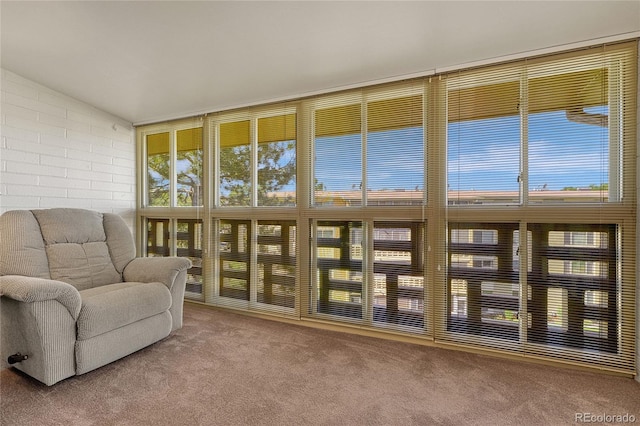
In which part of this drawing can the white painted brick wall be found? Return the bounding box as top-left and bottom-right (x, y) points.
(0, 69), (136, 227)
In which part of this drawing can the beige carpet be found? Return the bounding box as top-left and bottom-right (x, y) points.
(2, 302), (640, 425)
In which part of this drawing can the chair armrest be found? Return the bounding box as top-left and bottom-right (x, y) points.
(123, 257), (192, 290)
(0, 275), (81, 320)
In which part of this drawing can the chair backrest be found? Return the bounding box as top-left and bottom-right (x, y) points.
(0, 208), (135, 290)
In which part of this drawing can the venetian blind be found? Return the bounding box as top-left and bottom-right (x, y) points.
(440, 41), (637, 373)
(312, 82), (425, 207)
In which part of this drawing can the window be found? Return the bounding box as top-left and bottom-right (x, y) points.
(145, 217), (204, 300)
(373, 222), (425, 329)
(257, 115), (297, 206)
(176, 128), (203, 207)
(146, 132), (170, 206)
(257, 221), (296, 308)
(218, 219), (251, 300)
(313, 86), (424, 207)
(528, 224), (617, 353)
(137, 40), (637, 374)
(219, 120), (251, 207)
(177, 219), (204, 297)
(314, 221), (364, 319)
(144, 126), (203, 207)
(147, 218), (170, 256)
(217, 111), (296, 207)
(448, 76), (521, 205)
(314, 102), (363, 206)
(447, 47), (629, 205)
(448, 224), (520, 341)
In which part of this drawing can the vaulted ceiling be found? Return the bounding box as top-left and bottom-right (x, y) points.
(2, 1), (639, 125)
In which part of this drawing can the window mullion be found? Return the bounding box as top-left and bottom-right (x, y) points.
(251, 118), (258, 207)
(608, 59), (621, 202)
(170, 130), (177, 207)
(213, 122), (220, 208)
(519, 221), (529, 346)
(169, 218), (177, 257)
(250, 220), (258, 303)
(361, 98), (368, 206)
(520, 68), (529, 206)
(363, 220), (373, 325)
(310, 220), (319, 315)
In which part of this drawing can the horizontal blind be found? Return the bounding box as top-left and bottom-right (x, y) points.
(219, 118), (251, 206)
(145, 132), (170, 206)
(176, 127), (203, 207)
(137, 39), (637, 374)
(309, 81), (428, 335)
(521, 41), (637, 371)
(312, 82), (426, 208)
(210, 104), (299, 316)
(256, 112), (297, 207)
(447, 64), (523, 206)
(441, 41), (637, 372)
(313, 93), (363, 207)
(527, 47), (611, 204)
(365, 84), (425, 206)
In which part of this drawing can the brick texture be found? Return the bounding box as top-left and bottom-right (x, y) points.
(1, 69), (136, 228)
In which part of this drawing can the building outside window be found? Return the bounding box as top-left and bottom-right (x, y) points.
(136, 41), (637, 374)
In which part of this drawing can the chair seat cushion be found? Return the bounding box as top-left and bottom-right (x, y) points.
(77, 282), (172, 341)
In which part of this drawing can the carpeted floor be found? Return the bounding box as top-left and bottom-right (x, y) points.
(2, 302), (640, 425)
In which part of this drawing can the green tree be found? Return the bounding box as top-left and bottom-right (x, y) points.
(561, 183), (609, 191)
(177, 150), (203, 206)
(589, 183), (608, 191)
(147, 152), (170, 206)
(148, 141), (297, 207)
(147, 150), (203, 206)
(220, 141), (296, 206)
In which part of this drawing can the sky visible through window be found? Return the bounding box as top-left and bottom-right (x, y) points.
(149, 107), (610, 202)
(315, 127), (424, 192)
(314, 108), (608, 193)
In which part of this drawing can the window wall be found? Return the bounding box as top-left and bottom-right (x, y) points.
(137, 41), (637, 374)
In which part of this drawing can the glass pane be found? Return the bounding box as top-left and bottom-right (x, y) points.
(527, 223), (617, 353)
(450, 229), (498, 244)
(367, 95), (424, 206)
(480, 282), (519, 327)
(547, 288), (568, 331)
(220, 120), (251, 206)
(315, 221), (363, 319)
(257, 220), (296, 308)
(548, 231), (608, 248)
(146, 218), (170, 256)
(176, 128), (203, 207)
(373, 222), (425, 329)
(450, 254), (498, 270)
(219, 220), (251, 300)
(529, 109), (609, 202)
(548, 259), (608, 278)
(447, 76), (521, 206)
(257, 114), (296, 206)
(177, 219), (203, 297)
(482, 308), (519, 326)
(448, 115), (520, 205)
(448, 223), (520, 340)
(450, 279), (467, 319)
(585, 290), (608, 308)
(584, 319), (608, 338)
(528, 68), (610, 203)
(314, 104), (362, 206)
(146, 132), (170, 206)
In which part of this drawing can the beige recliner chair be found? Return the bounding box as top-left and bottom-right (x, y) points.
(0, 208), (191, 385)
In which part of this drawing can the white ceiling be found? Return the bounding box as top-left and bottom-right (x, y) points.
(2, 1), (639, 125)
